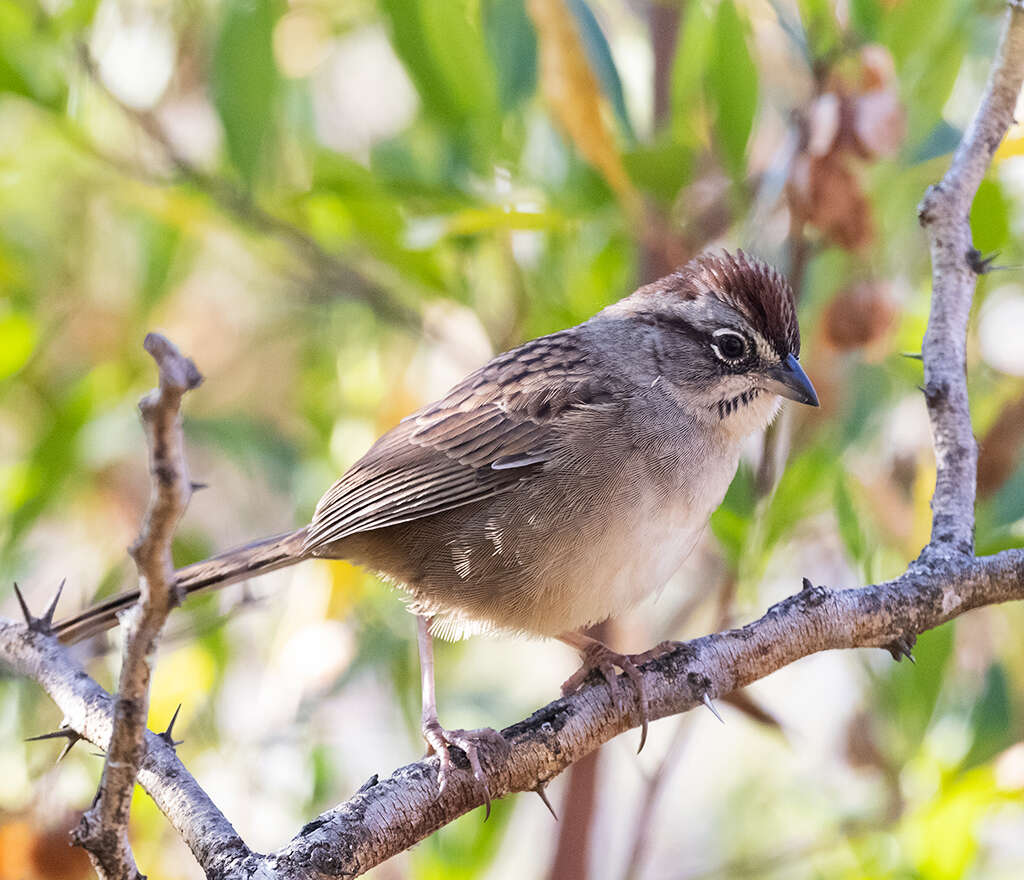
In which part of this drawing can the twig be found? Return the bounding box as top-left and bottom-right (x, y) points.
(916, 2), (1024, 556)
(1, 618), (253, 875)
(70, 334), (202, 878)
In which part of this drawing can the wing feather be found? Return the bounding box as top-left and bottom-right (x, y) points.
(303, 328), (615, 551)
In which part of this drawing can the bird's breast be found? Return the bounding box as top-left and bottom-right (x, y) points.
(518, 429), (740, 635)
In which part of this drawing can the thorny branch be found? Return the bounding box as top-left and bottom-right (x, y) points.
(0, 616), (250, 877)
(916, 1), (1024, 556)
(69, 334), (202, 878)
(4, 551), (1023, 879)
(1, 3), (1023, 878)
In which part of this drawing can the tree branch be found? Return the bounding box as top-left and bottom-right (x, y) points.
(256, 550), (1024, 877)
(917, 1), (1024, 556)
(0, 618), (253, 877)
(3, 550), (1022, 878)
(70, 334), (202, 878)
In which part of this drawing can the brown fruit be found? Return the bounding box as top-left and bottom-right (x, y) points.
(790, 153), (874, 250)
(977, 394), (1024, 497)
(823, 281), (896, 349)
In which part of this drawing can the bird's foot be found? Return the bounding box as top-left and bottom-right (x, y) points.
(561, 639), (674, 752)
(422, 719), (508, 818)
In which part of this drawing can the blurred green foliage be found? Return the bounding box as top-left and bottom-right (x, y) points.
(1, 0), (1023, 878)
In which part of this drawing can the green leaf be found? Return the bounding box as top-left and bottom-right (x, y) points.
(381, 0), (498, 132)
(872, 625), (955, 760)
(835, 475), (868, 568)
(52, 0), (101, 33)
(911, 120), (963, 164)
(0, 311), (37, 381)
(707, 0), (758, 182)
(411, 797), (515, 879)
(309, 153), (445, 289)
(623, 139), (692, 202)
(0, 1), (66, 109)
(987, 457), (1024, 528)
(837, 362), (892, 449)
(961, 664), (1015, 771)
(0, 51), (32, 101)
(883, 0), (955, 65)
(670, 1), (713, 143)
(211, 0), (280, 189)
(849, 0), (882, 38)
(970, 178), (1010, 254)
(422, 0), (499, 126)
(482, 0), (537, 109)
(796, 0), (841, 58)
(710, 464), (755, 565)
(759, 446), (834, 554)
(568, 0), (634, 140)
(135, 214), (187, 312)
(379, 0), (454, 120)
(907, 32), (967, 140)
(6, 376), (95, 550)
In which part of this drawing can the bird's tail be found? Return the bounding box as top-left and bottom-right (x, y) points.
(53, 527), (310, 645)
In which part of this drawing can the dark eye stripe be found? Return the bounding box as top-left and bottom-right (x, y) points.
(634, 311), (706, 344)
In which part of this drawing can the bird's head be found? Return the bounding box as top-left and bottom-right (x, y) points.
(603, 250), (818, 427)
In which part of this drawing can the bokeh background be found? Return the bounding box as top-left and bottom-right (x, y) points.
(2, 0), (1024, 877)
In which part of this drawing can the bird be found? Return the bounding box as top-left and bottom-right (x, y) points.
(54, 249), (818, 806)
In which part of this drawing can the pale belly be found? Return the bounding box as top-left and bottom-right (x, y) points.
(561, 499), (712, 631)
(549, 487), (719, 634)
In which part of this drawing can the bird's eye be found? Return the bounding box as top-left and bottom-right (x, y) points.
(711, 329), (749, 362)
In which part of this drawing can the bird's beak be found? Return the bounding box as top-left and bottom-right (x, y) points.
(762, 354), (819, 407)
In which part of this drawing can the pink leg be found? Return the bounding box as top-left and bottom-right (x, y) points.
(417, 615), (507, 817)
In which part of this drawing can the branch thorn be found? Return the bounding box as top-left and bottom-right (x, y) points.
(702, 693), (725, 724)
(26, 726), (83, 763)
(967, 247), (1000, 274)
(190, 481), (209, 492)
(41, 579), (66, 632)
(357, 774), (379, 793)
(12, 582), (32, 626)
(533, 783), (558, 821)
(158, 704), (184, 748)
(900, 351), (923, 360)
(885, 633), (917, 663)
(11, 579), (65, 633)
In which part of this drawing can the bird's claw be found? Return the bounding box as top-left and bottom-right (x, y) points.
(561, 640), (674, 753)
(422, 721), (507, 819)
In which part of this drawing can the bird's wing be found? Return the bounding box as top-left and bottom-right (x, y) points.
(303, 329), (614, 550)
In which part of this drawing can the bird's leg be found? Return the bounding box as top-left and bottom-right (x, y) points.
(558, 631), (675, 752)
(416, 615), (507, 816)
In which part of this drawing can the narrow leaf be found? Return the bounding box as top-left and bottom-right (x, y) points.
(483, 0), (537, 110)
(567, 0), (634, 140)
(212, 0), (280, 189)
(527, 0), (637, 206)
(707, 0), (758, 182)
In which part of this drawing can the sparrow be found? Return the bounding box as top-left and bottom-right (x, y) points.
(55, 250), (818, 806)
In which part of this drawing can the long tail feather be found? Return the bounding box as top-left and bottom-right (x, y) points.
(53, 527), (310, 644)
